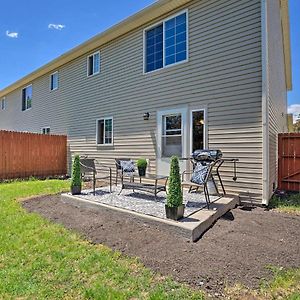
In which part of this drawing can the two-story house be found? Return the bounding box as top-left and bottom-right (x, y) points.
(0, 0), (292, 205)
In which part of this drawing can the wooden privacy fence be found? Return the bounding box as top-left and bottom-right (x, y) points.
(278, 133), (300, 192)
(0, 130), (67, 180)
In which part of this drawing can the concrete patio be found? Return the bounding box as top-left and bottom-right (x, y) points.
(62, 186), (239, 241)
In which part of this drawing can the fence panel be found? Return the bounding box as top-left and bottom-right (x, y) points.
(278, 133), (300, 192)
(0, 130), (67, 180)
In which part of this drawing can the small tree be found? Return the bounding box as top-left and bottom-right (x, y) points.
(166, 156), (183, 208)
(71, 155), (82, 189)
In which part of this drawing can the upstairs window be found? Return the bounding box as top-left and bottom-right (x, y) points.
(22, 85), (32, 111)
(96, 117), (113, 145)
(50, 72), (59, 91)
(145, 11), (188, 73)
(87, 51), (100, 76)
(1, 97), (5, 110)
(41, 127), (50, 135)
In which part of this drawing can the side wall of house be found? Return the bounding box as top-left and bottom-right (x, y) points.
(0, 0), (263, 202)
(266, 0), (288, 200)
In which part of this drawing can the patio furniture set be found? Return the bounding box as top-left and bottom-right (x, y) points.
(79, 150), (238, 209)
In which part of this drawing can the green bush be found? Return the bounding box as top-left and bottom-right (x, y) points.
(71, 155), (82, 188)
(166, 156), (183, 208)
(137, 158), (148, 169)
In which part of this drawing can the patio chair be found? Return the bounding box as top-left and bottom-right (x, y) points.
(181, 159), (225, 209)
(80, 158), (112, 195)
(115, 158), (133, 185)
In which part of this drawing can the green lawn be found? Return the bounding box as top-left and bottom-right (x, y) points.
(0, 180), (204, 299)
(0, 180), (299, 299)
(269, 193), (300, 214)
(226, 267), (300, 300)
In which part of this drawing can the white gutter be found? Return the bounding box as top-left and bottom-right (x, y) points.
(261, 0), (270, 206)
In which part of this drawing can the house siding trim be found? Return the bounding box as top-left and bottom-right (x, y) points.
(261, 0), (270, 205)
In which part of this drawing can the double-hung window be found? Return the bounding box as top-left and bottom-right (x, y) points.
(145, 10), (188, 73)
(87, 51), (100, 76)
(50, 72), (59, 91)
(96, 117), (113, 145)
(22, 85), (32, 111)
(1, 97), (5, 110)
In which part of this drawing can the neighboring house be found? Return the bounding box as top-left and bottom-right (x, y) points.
(0, 0), (292, 205)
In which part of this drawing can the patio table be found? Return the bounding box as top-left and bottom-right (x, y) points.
(119, 173), (168, 198)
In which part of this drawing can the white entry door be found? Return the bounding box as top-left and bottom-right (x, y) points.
(156, 107), (188, 175)
(156, 107), (206, 176)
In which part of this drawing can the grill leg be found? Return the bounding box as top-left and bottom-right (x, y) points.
(211, 176), (219, 195)
(217, 171), (226, 195)
(204, 184), (210, 209)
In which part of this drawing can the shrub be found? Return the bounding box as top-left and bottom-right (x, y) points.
(166, 156), (183, 208)
(137, 158), (148, 169)
(71, 155), (82, 188)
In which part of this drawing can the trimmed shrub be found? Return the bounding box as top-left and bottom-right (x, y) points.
(71, 155), (82, 188)
(166, 156), (183, 208)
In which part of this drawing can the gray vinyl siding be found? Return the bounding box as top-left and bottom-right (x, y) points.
(266, 0), (288, 198)
(0, 0), (263, 202)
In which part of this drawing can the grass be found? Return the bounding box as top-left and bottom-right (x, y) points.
(225, 267), (300, 300)
(0, 179), (299, 300)
(0, 179), (204, 299)
(269, 193), (300, 214)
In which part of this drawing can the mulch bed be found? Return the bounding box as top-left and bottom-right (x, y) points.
(22, 195), (300, 296)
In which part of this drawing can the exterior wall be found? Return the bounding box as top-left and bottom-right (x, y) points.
(265, 0), (288, 201)
(0, 0), (263, 202)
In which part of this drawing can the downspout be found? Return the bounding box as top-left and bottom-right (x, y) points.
(261, 0), (270, 205)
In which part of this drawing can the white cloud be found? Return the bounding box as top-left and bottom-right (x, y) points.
(288, 104), (300, 123)
(48, 24), (66, 30)
(6, 30), (18, 38)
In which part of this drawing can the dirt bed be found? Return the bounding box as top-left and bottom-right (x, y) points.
(22, 195), (300, 295)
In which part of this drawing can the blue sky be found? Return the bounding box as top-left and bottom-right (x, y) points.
(0, 0), (299, 118)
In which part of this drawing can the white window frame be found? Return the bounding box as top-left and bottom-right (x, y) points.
(96, 117), (113, 146)
(41, 127), (51, 135)
(1, 97), (5, 110)
(87, 51), (100, 77)
(189, 108), (207, 155)
(22, 84), (32, 111)
(50, 71), (59, 91)
(143, 9), (189, 74)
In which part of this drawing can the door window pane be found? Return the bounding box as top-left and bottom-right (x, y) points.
(192, 111), (204, 152)
(162, 114), (182, 157)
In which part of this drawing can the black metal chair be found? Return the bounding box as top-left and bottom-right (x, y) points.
(181, 159), (225, 209)
(80, 158), (112, 195)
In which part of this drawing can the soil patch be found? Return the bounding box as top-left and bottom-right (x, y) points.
(22, 195), (300, 296)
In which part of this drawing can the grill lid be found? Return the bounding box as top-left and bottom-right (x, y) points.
(192, 149), (223, 161)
